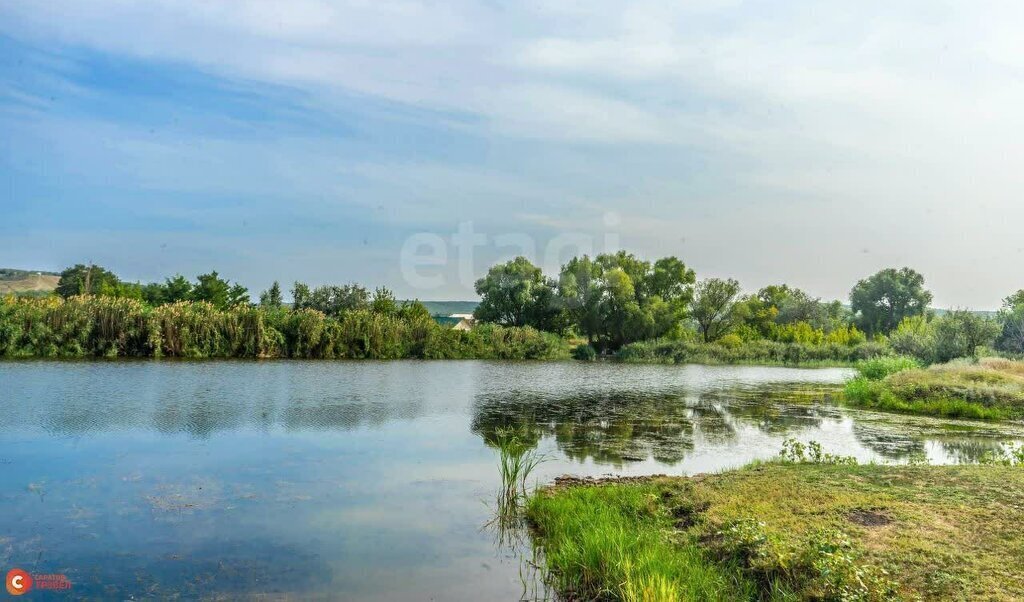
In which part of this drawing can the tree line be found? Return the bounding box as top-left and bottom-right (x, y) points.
(472, 254), (1024, 361)
(2, 257), (1021, 363)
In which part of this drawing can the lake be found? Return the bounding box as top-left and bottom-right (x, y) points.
(2, 361), (1022, 600)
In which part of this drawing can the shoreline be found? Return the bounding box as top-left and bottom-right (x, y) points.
(526, 462), (1024, 601)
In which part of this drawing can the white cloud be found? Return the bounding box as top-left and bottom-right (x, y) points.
(2, 0), (1023, 305)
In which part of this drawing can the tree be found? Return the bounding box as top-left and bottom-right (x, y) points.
(259, 281), (284, 308)
(227, 283), (250, 307)
(996, 291), (1024, 355)
(371, 287), (398, 316)
(55, 264), (120, 297)
(690, 278), (742, 342)
(1004, 289), (1024, 309)
(557, 252), (696, 349)
(933, 310), (1000, 362)
(849, 268), (932, 336)
(889, 315), (936, 363)
(647, 256), (697, 304)
(164, 275), (193, 303)
(291, 282), (311, 309)
(558, 256), (605, 345)
(189, 271), (246, 309)
(291, 282), (369, 317)
(474, 257), (563, 331)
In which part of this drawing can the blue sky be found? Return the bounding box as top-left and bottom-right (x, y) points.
(1, 1), (1022, 307)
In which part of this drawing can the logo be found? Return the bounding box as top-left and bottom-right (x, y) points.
(6, 569), (32, 596)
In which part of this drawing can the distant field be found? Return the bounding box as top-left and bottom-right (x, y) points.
(0, 268), (59, 295)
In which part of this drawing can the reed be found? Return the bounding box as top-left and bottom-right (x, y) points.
(0, 295), (571, 360)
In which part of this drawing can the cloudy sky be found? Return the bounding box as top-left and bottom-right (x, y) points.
(1, 1), (1022, 307)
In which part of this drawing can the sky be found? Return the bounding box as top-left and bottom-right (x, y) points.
(1, 1), (1022, 308)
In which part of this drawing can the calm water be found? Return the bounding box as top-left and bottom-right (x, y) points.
(2, 361), (1023, 600)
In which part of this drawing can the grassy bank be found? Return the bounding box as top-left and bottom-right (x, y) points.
(527, 463), (1024, 601)
(614, 338), (888, 367)
(0, 295), (568, 360)
(842, 357), (1024, 420)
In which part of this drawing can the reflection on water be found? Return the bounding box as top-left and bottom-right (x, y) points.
(1, 360), (1022, 600)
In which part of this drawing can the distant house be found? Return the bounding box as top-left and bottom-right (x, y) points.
(433, 313), (476, 331)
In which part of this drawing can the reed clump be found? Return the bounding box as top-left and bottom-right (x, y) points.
(0, 295), (569, 360)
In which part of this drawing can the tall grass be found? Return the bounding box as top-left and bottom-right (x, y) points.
(0, 295), (569, 360)
(854, 355), (920, 380)
(527, 484), (758, 601)
(494, 427), (546, 505)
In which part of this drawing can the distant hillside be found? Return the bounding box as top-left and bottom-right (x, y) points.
(410, 300), (479, 316)
(0, 268), (60, 296)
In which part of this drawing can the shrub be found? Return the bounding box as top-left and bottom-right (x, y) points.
(889, 315), (935, 363)
(855, 356), (920, 380)
(571, 343), (597, 361)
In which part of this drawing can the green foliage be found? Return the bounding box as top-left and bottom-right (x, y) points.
(741, 285), (852, 338)
(473, 257), (565, 332)
(259, 281), (284, 308)
(806, 529), (898, 602)
(996, 292), (1024, 355)
(189, 271), (249, 309)
(370, 287), (398, 316)
(855, 356), (920, 380)
(571, 342), (597, 361)
(55, 264), (121, 298)
(888, 315), (935, 362)
(779, 439), (857, 465)
(842, 358), (1024, 420)
(0, 295), (569, 360)
(690, 278), (742, 342)
(291, 281), (369, 317)
(849, 267), (932, 336)
(616, 339), (888, 366)
(932, 310), (1000, 363)
(978, 443), (1024, 467)
(557, 252), (695, 350)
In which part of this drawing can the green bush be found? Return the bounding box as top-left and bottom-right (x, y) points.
(855, 356), (920, 380)
(571, 343), (597, 361)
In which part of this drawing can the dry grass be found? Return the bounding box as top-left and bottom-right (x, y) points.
(0, 272), (59, 295)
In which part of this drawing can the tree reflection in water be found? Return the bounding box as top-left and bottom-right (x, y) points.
(471, 384), (839, 467)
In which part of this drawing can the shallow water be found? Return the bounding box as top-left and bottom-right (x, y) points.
(1, 361), (1022, 600)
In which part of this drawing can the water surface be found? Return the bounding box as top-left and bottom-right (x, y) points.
(2, 361), (1021, 600)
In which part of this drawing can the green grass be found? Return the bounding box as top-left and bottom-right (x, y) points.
(527, 482), (762, 601)
(528, 463), (1024, 601)
(854, 355), (920, 380)
(842, 358), (1024, 420)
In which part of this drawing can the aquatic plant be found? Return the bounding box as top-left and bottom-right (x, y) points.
(615, 338), (889, 366)
(780, 439), (858, 465)
(978, 443), (1024, 466)
(494, 427), (546, 505)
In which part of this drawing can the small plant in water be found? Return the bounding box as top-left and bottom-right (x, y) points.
(486, 426), (547, 552)
(978, 442), (1024, 466)
(494, 426), (546, 503)
(780, 439), (858, 465)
